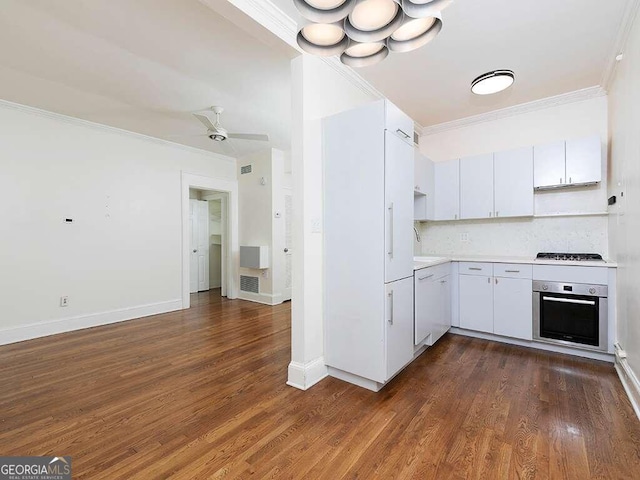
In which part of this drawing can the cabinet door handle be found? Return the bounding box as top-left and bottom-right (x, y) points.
(505, 269), (520, 273)
(488, 277), (491, 283)
(570, 176), (572, 183)
(388, 202), (394, 259)
(495, 278), (498, 284)
(468, 267), (482, 271)
(396, 128), (411, 139)
(440, 279), (447, 284)
(388, 290), (394, 325)
(418, 274), (434, 281)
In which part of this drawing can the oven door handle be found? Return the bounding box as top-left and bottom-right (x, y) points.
(542, 296), (596, 306)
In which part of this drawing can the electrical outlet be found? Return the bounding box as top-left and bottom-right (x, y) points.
(311, 218), (322, 233)
(60, 296), (69, 307)
(460, 233), (470, 243)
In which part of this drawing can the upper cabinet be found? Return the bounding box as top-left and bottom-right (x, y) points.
(385, 101), (414, 144)
(434, 159), (460, 221)
(460, 153), (494, 219)
(459, 148), (533, 220)
(494, 147), (534, 218)
(565, 135), (602, 185)
(534, 135), (601, 189)
(414, 151), (434, 221)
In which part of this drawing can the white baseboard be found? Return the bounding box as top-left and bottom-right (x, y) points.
(287, 357), (328, 390)
(0, 299), (183, 346)
(449, 328), (614, 363)
(615, 352), (640, 421)
(238, 291), (282, 306)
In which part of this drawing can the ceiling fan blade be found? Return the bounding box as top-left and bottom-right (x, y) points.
(227, 133), (270, 142)
(166, 133), (209, 138)
(193, 112), (216, 130)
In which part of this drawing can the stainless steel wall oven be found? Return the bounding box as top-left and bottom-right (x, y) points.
(533, 280), (608, 352)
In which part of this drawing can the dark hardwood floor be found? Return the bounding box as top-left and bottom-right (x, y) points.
(1, 290), (639, 479)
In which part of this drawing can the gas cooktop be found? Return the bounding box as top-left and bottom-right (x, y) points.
(535, 252), (604, 262)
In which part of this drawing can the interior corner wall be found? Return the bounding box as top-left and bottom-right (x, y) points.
(608, 5), (640, 407)
(0, 100), (236, 345)
(289, 55), (378, 388)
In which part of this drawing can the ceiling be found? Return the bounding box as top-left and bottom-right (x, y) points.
(272, 0), (629, 127)
(0, 0), (297, 158)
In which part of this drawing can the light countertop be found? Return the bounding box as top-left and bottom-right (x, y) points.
(414, 254), (617, 270)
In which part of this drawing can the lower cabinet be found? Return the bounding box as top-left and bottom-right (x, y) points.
(459, 263), (533, 340)
(414, 266), (452, 346)
(459, 274), (494, 333)
(386, 277), (415, 379)
(493, 277), (533, 340)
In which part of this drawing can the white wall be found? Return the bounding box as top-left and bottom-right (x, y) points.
(237, 148), (285, 305)
(419, 95), (610, 258)
(608, 7), (640, 412)
(289, 56), (378, 389)
(0, 100), (236, 344)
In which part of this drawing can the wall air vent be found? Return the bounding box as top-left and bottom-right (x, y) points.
(240, 275), (259, 294)
(414, 132), (420, 146)
(240, 164), (253, 175)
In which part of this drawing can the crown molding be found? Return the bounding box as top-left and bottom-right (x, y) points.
(601, 0), (640, 91)
(0, 98), (236, 162)
(421, 86), (607, 136)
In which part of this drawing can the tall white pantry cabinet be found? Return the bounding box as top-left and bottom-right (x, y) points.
(324, 99), (415, 392)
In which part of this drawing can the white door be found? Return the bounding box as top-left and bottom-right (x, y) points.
(189, 199), (210, 293)
(494, 277), (533, 340)
(459, 274), (494, 333)
(494, 147), (534, 218)
(460, 153), (494, 219)
(434, 159), (460, 221)
(386, 277), (414, 380)
(566, 135), (602, 185)
(534, 141), (565, 188)
(283, 191), (293, 302)
(384, 131), (414, 283)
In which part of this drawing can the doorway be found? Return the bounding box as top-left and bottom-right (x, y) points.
(189, 189), (229, 297)
(182, 173), (238, 309)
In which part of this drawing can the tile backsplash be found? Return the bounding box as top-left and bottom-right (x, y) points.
(418, 215), (609, 259)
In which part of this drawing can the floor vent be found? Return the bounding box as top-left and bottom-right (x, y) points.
(240, 164), (253, 175)
(240, 275), (259, 293)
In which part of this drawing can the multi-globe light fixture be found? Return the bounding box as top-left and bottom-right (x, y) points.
(294, 0), (453, 67)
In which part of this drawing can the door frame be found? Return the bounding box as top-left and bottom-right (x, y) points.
(182, 172), (239, 308)
(201, 192), (229, 297)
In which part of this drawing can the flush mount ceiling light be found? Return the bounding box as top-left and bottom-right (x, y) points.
(387, 13), (442, 53)
(292, 0), (357, 23)
(341, 40), (389, 67)
(293, 0), (453, 67)
(402, 0), (453, 19)
(297, 22), (350, 56)
(471, 70), (515, 95)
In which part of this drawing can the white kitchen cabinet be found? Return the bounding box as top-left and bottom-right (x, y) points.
(534, 136), (602, 189)
(414, 264), (451, 346)
(414, 151), (434, 221)
(386, 277), (415, 378)
(534, 141), (565, 188)
(324, 99), (416, 391)
(566, 135), (601, 185)
(493, 277), (533, 340)
(459, 274), (494, 333)
(460, 153), (494, 219)
(494, 147), (534, 217)
(434, 159), (460, 221)
(386, 131), (415, 283)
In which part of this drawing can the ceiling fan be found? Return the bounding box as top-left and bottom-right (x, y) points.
(192, 106), (270, 143)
